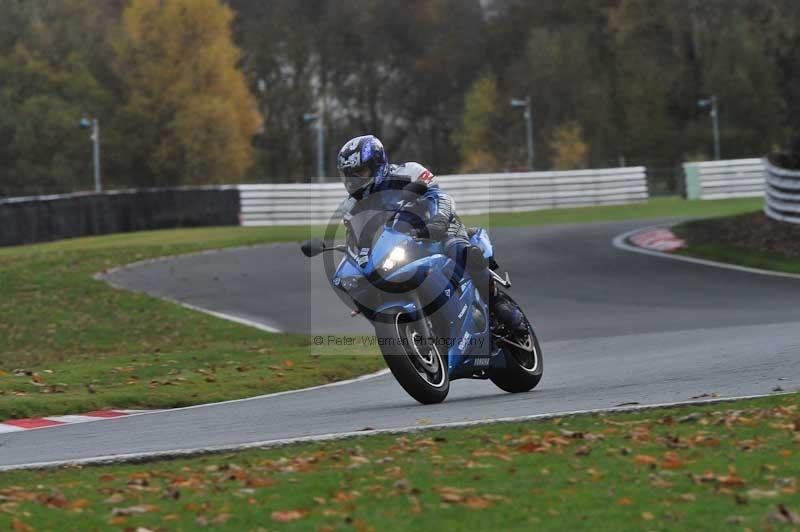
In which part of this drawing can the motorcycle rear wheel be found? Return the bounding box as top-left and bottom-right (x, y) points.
(490, 293), (544, 393)
(375, 311), (449, 404)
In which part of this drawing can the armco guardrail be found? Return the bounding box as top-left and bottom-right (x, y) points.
(683, 158), (765, 200)
(764, 159), (800, 224)
(238, 167), (649, 226)
(0, 187), (239, 247)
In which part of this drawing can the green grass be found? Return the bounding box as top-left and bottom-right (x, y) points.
(462, 196), (763, 228)
(673, 213), (800, 275)
(0, 225), (383, 419)
(675, 243), (800, 275)
(1, 393), (798, 530)
(0, 197), (764, 420)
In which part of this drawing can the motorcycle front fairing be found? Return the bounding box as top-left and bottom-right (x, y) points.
(330, 221), (501, 379)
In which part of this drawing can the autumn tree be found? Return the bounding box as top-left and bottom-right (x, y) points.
(549, 122), (589, 170)
(0, 0), (118, 196)
(452, 75), (500, 173)
(111, 0), (261, 186)
(230, 0), (486, 181)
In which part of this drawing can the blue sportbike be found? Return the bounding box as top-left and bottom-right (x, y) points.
(301, 184), (543, 404)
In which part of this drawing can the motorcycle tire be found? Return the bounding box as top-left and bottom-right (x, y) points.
(375, 312), (449, 405)
(490, 294), (544, 393)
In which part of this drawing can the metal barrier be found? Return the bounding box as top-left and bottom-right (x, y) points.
(683, 158), (765, 200)
(0, 187), (239, 247)
(238, 167), (649, 226)
(764, 160), (800, 224)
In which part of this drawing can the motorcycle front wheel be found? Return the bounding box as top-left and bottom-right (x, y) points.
(374, 311), (449, 405)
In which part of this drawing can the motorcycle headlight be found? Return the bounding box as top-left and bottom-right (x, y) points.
(381, 246), (407, 271)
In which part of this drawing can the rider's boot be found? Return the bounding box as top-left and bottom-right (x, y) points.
(489, 283), (525, 333)
(466, 246), (524, 333)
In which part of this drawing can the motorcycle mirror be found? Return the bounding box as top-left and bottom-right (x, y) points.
(402, 180), (428, 203)
(300, 237), (326, 257)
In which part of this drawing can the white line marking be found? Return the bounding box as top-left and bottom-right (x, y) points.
(98, 274), (283, 334)
(0, 368), (391, 435)
(0, 391), (789, 471)
(0, 425), (25, 434)
(170, 301), (283, 334)
(613, 225), (800, 280)
(94, 244), (286, 333)
(43, 415), (105, 424)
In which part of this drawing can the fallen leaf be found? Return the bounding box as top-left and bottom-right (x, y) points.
(12, 518), (32, 532)
(246, 478), (275, 488)
(767, 504), (800, 525)
(333, 491), (358, 502)
(660, 452), (685, 470)
(112, 504), (159, 516)
(633, 454), (657, 466)
(642, 512), (654, 521)
(574, 445), (591, 456)
(212, 513), (232, 525)
(392, 479), (411, 491)
(464, 496), (492, 509)
(67, 499), (90, 511)
(747, 488), (778, 500)
(440, 492), (463, 503)
(630, 426), (650, 442)
(717, 475), (746, 487)
(617, 497), (633, 506)
(271, 510), (306, 522)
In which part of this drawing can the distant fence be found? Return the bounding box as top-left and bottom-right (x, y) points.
(683, 158), (765, 200)
(0, 187), (239, 247)
(764, 160), (800, 224)
(238, 167), (649, 226)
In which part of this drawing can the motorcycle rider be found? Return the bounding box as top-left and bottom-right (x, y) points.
(335, 134), (524, 333)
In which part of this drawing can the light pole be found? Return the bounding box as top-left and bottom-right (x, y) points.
(697, 95), (721, 160)
(510, 97), (534, 170)
(79, 117), (102, 192)
(303, 113), (325, 183)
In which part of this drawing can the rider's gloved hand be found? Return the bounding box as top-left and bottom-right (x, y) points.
(425, 213), (449, 240)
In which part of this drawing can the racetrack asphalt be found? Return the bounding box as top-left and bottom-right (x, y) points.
(1, 218), (799, 469)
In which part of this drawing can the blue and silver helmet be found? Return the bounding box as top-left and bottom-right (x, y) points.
(337, 135), (389, 195)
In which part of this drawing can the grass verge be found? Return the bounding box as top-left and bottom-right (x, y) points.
(0, 393), (798, 530)
(0, 226), (383, 419)
(673, 211), (800, 275)
(0, 196), (763, 420)
(464, 196), (762, 228)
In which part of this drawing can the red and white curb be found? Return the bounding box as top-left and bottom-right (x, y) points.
(0, 410), (154, 434)
(628, 228), (686, 253)
(613, 225), (800, 280)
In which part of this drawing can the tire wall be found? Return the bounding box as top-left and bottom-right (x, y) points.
(0, 188), (240, 247)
